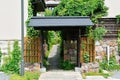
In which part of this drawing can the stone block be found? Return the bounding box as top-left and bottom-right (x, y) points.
(40, 67), (46, 73)
(75, 67), (81, 72)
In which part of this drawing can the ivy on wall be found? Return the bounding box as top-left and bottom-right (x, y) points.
(1, 40), (21, 74)
(87, 26), (107, 41)
(26, 0), (40, 37)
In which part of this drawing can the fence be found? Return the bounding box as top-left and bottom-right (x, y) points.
(24, 37), (41, 63)
(80, 37), (95, 63)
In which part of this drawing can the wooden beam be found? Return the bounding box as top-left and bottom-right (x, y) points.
(78, 28), (81, 67)
(40, 30), (44, 68)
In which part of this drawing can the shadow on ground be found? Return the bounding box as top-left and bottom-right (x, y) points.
(47, 44), (61, 70)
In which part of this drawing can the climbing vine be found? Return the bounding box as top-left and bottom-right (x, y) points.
(26, 0), (40, 37)
(2, 40), (21, 74)
(87, 26), (107, 41)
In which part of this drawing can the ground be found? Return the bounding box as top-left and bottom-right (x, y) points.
(39, 44), (120, 80)
(0, 44), (120, 80)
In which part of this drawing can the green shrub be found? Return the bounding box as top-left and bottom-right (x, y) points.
(10, 71), (40, 80)
(100, 54), (120, 71)
(60, 60), (74, 70)
(118, 46), (120, 56)
(99, 68), (103, 73)
(84, 72), (110, 78)
(118, 29), (120, 56)
(43, 59), (49, 69)
(88, 27), (107, 41)
(2, 40), (21, 74)
(83, 52), (89, 63)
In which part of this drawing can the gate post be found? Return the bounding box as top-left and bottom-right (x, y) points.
(78, 28), (81, 67)
(40, 30), (44, 68)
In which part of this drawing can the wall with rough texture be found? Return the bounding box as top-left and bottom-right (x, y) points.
(0, 40), (21, 54)
(95, 38), (118, 62)
(0, 40), (21, 66)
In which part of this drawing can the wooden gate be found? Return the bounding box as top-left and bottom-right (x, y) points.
(24, 37), (41, 63)
(80, 37), (95, 63)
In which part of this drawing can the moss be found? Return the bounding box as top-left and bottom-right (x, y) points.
(10, 71), (40, 80)
(83, 72), (111, 79)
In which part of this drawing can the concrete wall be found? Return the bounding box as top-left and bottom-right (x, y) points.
(0, 0), (28, 40)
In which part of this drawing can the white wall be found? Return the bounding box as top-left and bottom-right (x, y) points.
(0, 0), (28, 40)
(0, 0), (120, 40)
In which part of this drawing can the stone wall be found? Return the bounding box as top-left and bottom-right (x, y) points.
(0, 40), (21, 66)
(80, 62), (99, 73)
(95, 38), (118, 62)
(24, 63), (40, 72)
(63, 40), (77, 65)
(0, 40), (21, 54)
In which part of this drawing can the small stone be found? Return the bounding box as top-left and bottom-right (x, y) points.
(40, 67), (46, 73)
(75, 67), (81, 72)
(95, 46), (103, 53)
(24, 67), (30, 71)
(103, 70), (109, 74)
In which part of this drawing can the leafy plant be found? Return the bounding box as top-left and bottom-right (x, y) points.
(60, 60), (74, 70)
(26, 0), (40, 37)
(83, 52), (89, 63)
(116, 15), (120, 56)
(83, 72), (110, 79)
(43, 59), (49, 69)
(10, 71), (40, 80)
(53, 0), (108, 22)
(88, 26), (107, 41)
(2, 40), (21, 74)
(45, 8), (53, 16)
(118, 29), (120, 56)
(99, 68), (103, 73)
(100, 54), (120, 71)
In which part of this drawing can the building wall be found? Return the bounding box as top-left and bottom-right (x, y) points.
(0, 0), (28, 40)
(0, 0), (28, 60)
(0, 40), (21, 54)
(0, 40), (21, 66)
(95, 18), (119, 63)
(95, 38), (118, 62)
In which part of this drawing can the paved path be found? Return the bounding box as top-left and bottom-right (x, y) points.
(39, 70), (82, 80)
(48, 44), (60, 70)
(39, 44), (82, 80)
(0, 72), (10, 80)
(84, 76), (120, 80)
(39, 44), (120, 80)
(111, 71), (120, 79)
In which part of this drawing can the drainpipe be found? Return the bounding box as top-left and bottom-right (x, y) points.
(20, 0), (24, 76)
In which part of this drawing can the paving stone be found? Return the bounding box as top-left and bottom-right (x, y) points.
(39, 71), (82, 80)
(0, 72), (10, 80)
(112, 71), (120, 79)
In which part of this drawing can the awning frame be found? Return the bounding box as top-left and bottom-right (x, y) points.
(29, 16), (94, 30)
